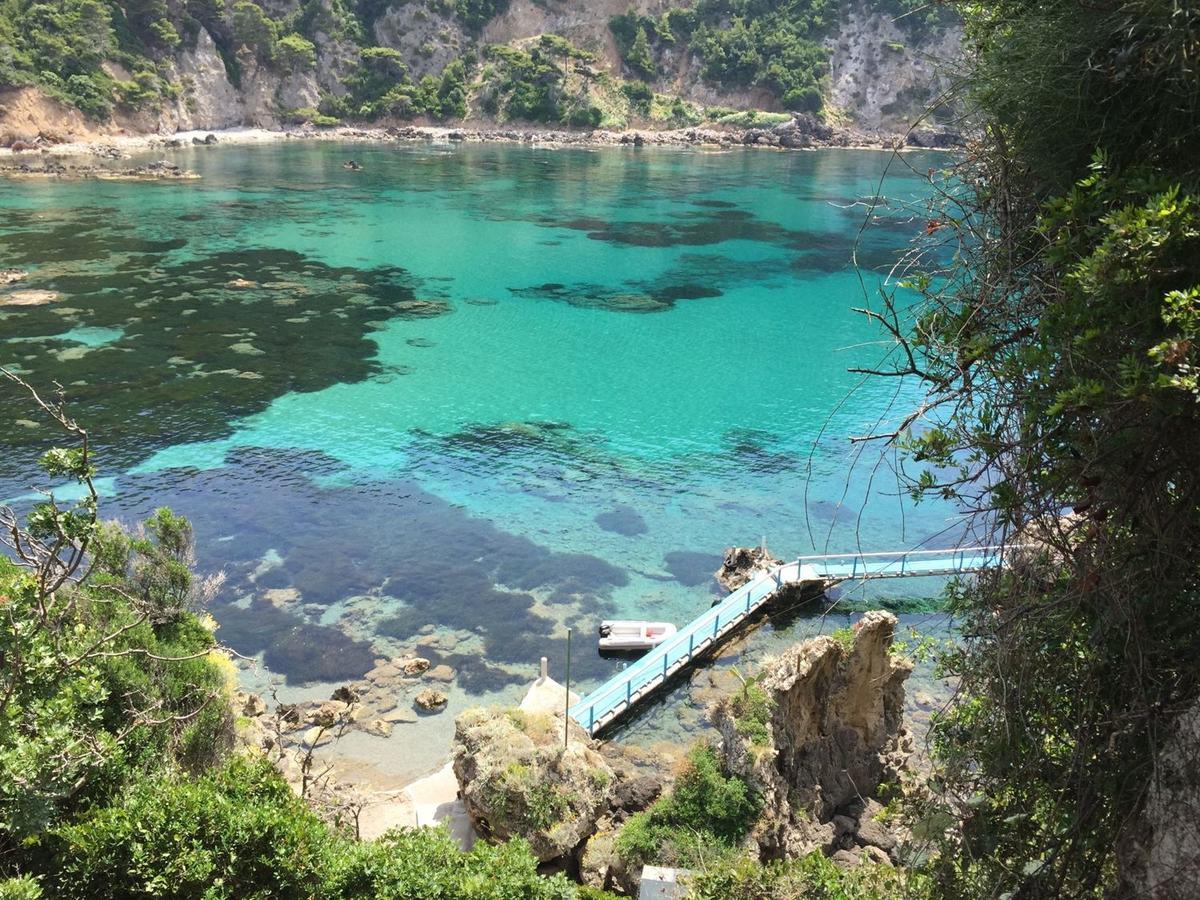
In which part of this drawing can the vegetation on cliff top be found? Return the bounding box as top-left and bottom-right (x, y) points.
(0, 0), (955, 125)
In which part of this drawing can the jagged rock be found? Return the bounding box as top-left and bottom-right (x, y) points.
(906, 127), (966, 149)
(301, 726), (334, 748)
(861, 845), (892, 866)
(855, 817), (897, 852)
(831, 849), (861, 868)
(715, 545), (784, 592)
(1117, 696), (1200, 898)
(833, 814), (856, 836)
(236, 690), (267, 717)
(577, 816), (639, 894)
(791, 112), (835, 141)
(414, 688), (447, 711)
(400, 657), (430, 676)
(711, 611), (913, 859)
(452, 706), (614, 862)
(331, 685), (359, 703)
(310, 700), (350, 727)
(612, 774), (662, 814)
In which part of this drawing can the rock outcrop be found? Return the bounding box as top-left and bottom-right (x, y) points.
(711, 611), (914, 862)
(1118, 697), (1200, 899)
(715, 545), (784, 593)
(452, 706), (614, 861)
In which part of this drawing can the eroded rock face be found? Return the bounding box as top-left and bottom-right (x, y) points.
(452, 706), (614, 861)
(711, 610), (914, 860)
(1118, 697), (1200, 899)
(715, 545), (784, 593)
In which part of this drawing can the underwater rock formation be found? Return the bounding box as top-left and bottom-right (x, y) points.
(452, 706), (614, 862)
(710, 611), (913, 862)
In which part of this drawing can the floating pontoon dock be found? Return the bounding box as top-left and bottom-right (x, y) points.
(568, 546), (1007, 736)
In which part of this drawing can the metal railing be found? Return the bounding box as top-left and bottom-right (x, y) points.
(567, 545), (1018, 735)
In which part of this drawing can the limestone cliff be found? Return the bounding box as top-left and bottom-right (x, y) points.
(0, 0), (960, 139)
(711, 610), (914, 862)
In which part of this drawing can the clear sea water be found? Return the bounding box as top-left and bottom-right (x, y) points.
(0, 142), (963, 781)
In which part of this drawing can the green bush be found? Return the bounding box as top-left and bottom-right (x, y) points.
(690, 851), (930, 899)
(40, 757), (330, 899)
(621, 80), (653, 115)
(615, 745), (760, 870)
(276, 33), (317, 71)
(231, 0), (278, 62)
(454, 0), (510, 32)
(609, 10), (656, 79)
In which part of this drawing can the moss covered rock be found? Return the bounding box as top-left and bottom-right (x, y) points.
(452, 706), (614, 861)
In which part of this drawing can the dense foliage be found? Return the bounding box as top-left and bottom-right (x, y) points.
(690, 851), (929, 899)
(877, 0), (1200, 895)
(35, 756), (579, 898)
(610, 0), (954, 115)
(615, 745), (761, 870)
(479, 36), (603, 127)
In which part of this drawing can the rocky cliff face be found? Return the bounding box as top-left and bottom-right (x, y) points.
(1118, 697), (1200, 899)
(0, 1), (959, 138)
(711, 610), (914, 863)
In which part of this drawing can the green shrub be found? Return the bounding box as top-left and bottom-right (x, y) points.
(609, 10), (656, 79)
(615, 745), (760, 870)
(0, 876), (43, 900)
(276, 33), (317, 71)
(40, 757), (330, 899)
(454, 0), (509, 32)
(690, 851), (931, 899)
(621, 80), (652, 114)
(730, 679), (774, 747)
(231, 0), (278, 62)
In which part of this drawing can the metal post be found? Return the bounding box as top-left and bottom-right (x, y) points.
(564, 629), (572, 749)
(540, 656), (548, 679)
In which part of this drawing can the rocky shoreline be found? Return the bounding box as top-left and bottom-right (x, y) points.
(0, 115), (966, 177)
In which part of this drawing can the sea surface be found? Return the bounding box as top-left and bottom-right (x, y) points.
(0, 141), (965, 781)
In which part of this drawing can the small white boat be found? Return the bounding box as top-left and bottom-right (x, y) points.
(598, 620), (677, 652)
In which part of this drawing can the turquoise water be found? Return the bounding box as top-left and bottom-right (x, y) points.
(0, 142), (960, 777)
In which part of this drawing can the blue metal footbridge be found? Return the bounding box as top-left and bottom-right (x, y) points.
(568, 546), (1007, 736)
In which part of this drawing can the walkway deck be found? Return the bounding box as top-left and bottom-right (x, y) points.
(568, 546), (1005, 736)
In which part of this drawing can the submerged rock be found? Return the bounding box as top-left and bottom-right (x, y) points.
(414, 688), (447, 711)
(452, 706), (614, 862)
(1, 289), (60, 306)
(711, 611), (913, 859)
